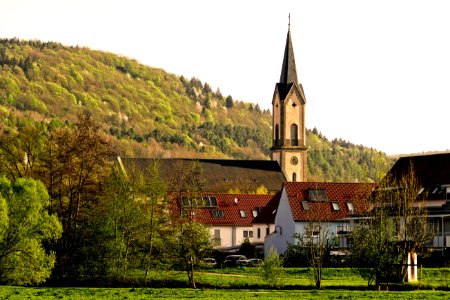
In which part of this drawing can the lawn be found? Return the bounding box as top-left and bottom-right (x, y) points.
(1, 268), (450, 299)
(0, 286), (449, 299)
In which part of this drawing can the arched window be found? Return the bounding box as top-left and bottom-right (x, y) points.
(275, 124), (280, 146)
(292, 172), (297, 182)
(290, 124), (298, 146)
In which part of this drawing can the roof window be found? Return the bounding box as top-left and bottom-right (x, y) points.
(308, 189), (328, 202)
(240, 210), (247, 218)
(331, 202), (340, 211)
(212, 209), (224, 218)
(302, 201), (310, 211)
(346, 202), (354, 212)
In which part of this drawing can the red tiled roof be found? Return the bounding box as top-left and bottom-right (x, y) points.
(284, 182), (376, 222)
(172, 193), (277, 226)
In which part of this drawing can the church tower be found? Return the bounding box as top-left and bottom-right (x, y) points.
(271, 20), (307, 182)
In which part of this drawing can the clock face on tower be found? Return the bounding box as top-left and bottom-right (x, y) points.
(290, 156), (299, 165)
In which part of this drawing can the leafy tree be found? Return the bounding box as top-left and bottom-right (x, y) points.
(42, 112), (115, 281)
(225, 95), (233, 108)
(171, 219), (211, 288)
(167, 160), (211, 288)
(0, 176), (62, 285)
(239, 238), (256, 258)
(0, 126), (46, 181)
(259, 247), (284, 288)
(294, 222), (336, 289)
(349, 166), (431, 286)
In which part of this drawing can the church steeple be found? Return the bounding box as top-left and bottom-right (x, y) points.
(271, 17), (307, 182)
(279, 25), (298, 85)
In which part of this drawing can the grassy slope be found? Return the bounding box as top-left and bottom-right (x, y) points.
(0, 39), (394, 182)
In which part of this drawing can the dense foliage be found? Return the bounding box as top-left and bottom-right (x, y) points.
(0, 176), (62, 285)
(0, 38), (393, 182)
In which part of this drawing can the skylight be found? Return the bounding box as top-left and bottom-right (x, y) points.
(302, 201), (309, 211)
(181, 196), (218, 208)
(346, 202), (354, 212)
(212, 209), (224, 218)
(240, 210), (247, 218)
(331, 202), (340, 211)
(308, 189), (328, 202)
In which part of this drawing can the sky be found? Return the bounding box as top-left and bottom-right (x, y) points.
(1, 0), (449, 155)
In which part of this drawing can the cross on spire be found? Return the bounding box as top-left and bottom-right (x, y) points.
(288, 13), (291, 30)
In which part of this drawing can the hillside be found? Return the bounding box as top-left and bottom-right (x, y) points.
(0, 38), (394, 182)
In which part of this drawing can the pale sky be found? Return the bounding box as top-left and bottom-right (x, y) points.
(1, 0), (449, 155)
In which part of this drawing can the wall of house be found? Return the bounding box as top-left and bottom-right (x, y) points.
(253, 224), (275, 244)
(265, 188), (295, 256)
(294, 221), (350, 248)
(209, 225), (255, 248)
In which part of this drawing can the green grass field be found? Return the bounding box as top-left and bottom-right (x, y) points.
(1, 268), (450, 299)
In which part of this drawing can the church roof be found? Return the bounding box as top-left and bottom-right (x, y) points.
(279, 28), (298, 85)
(277, 26), (306, 102)
(118, 157), (286, 193)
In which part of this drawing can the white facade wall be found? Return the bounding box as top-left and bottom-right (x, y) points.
(253, 224), (275, 244)
(265, 188), (295, 256)
(209, 225), (256, 248)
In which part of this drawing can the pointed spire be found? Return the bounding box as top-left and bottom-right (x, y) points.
(279, 15), (298, 85)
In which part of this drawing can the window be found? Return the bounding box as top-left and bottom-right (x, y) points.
(181, 196), (218, 207)
(331, 202), (340, 211)
(337, 224), (350, 235)
(252, 210), (258, 217)
(243, 230), (253, 238)
(292, 172), (297, 182)
(302, 201), (309, 211)
(213, 229), (221, 246)
(346, 202), (355, 212)
(212, 209), (224, 218)
(290, 124), (298, 146)
(239, 210), (247, 218)
(275, 124), (280, 144)
(266, 226), (270, 235)
(308, 189), (328, 202)
(257, 228), (261, 239)
(305, 225), (320, 237)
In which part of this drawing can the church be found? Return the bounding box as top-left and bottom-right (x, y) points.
(120, 21), (307, 190)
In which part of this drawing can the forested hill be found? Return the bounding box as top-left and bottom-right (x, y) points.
(0, 38), (393, 182)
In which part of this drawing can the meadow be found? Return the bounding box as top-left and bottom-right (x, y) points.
(1, 268), (450, 299)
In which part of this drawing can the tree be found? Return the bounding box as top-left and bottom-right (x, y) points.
(225, 95), (233, 108)
(259, 247), (284, 288)
(0, 125), (46, 181)
(239, 238), (256, 258)
(172, 219), (211, 288)
(0, 176), (62, 285)
(294, 222), (336, 289)
(167, 160), (211, 288)
(42, 111), (115, 281)
(349, 165), (431, 286)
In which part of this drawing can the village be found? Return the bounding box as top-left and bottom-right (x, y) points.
(1, 3), (450, 298)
